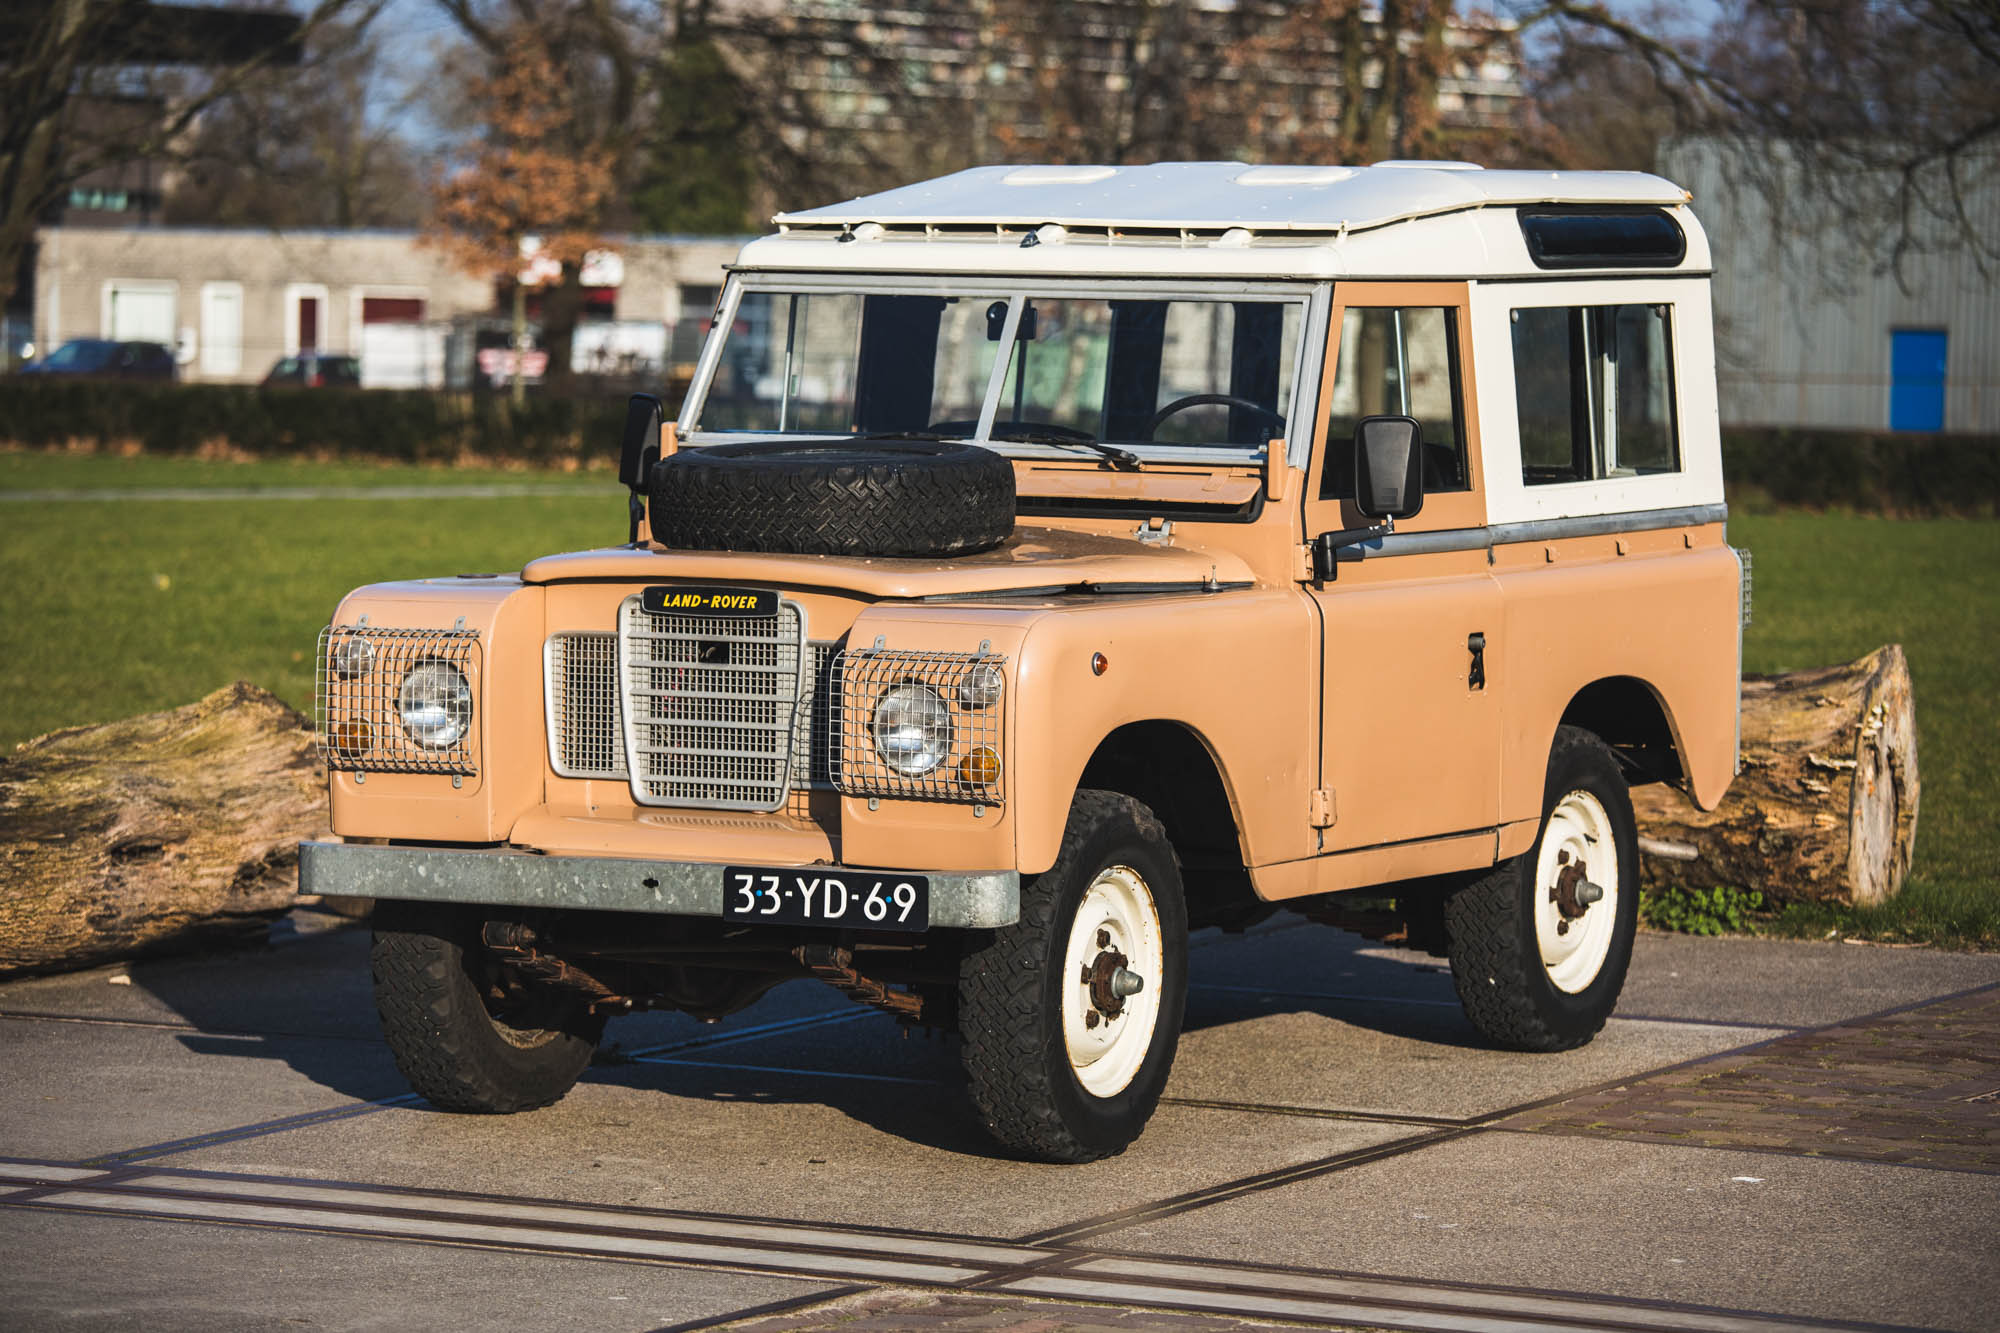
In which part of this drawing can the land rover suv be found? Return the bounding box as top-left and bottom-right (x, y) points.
(304, 162), (1744, 1162)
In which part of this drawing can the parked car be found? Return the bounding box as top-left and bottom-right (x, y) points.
(303, 161), (1746, 1163)
(19, 338), (176, 379)
(263, 353), (361, 387)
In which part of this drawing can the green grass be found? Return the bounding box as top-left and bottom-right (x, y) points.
(1731, 513), (2000, 947)
(0, 455), (622, 744)
(2, 455), (1993, 947)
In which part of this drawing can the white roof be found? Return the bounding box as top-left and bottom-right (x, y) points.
(774, 161), (1691, 234)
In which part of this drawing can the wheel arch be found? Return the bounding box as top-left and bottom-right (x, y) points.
(1074, 720), (1265, 932)
(1558, 674), (1688, 788)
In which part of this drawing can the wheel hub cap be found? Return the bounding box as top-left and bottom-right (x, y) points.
(1534, 790), (1621, 994)
(1062, 865), (1165, 1097)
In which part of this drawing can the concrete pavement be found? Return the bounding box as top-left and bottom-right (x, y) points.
(1, 913), (1994, 1332)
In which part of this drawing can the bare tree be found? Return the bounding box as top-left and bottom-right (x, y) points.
(0, 0), (366, 312)
(163, 15), (422, 229)
(1523, 0), (2000, 275)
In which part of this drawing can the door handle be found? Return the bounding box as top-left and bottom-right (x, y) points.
(1468, 632), (1486, 690)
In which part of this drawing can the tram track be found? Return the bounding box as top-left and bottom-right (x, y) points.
(0, 1157), (1917, 1333)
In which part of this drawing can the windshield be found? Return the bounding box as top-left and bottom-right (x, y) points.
(693, 286), (1305, 452)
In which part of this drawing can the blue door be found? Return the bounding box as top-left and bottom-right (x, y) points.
(1889, 329), (1948, 432)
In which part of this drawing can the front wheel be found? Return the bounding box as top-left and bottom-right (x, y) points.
(1444, 726), (1640, 1052)
(959, 790), (1188, 1162)
(372, 901), (605, 1113)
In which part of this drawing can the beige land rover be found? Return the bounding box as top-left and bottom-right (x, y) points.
(304, 162), (1745, 1162)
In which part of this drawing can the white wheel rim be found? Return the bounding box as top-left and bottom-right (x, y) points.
(1534, 789), (1620, 994)
(1061, 865), (1165, 1098)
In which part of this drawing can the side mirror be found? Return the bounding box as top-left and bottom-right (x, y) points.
(618, 393), (663, 491)
(1353, 414), (1424, 521)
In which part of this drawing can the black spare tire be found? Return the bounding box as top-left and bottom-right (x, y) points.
(648, 439), (1016, 558)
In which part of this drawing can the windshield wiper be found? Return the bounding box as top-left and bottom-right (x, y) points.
(987, 426), (1143, 471)
(857, 430), (954, 442)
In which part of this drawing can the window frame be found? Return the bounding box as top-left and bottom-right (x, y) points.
(1303, 281), (1486, 535)
(678, 271), (1328, 469)
(1510, 301), (1682, 489)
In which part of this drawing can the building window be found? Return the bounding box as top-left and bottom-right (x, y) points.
(1321, 305), (1467, 499)
(1512, 303), (1678, 486)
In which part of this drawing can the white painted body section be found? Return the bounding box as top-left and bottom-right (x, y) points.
(1472, 277), (1726, 524)
(736, 163), (1709, 284)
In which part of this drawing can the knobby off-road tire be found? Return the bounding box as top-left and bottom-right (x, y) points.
(648, 439), (1016, 558)
(1444, 726), (1640, 1052)
(372, 900), (605, 1113)
(959, 790), (1189, 1163)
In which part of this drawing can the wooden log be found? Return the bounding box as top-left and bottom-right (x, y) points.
(1632, 645), (1919, 906)
(0, 682), (329, 978)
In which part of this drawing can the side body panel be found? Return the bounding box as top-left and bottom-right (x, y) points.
(1302, 283), (1503, 855)
(842, 590), (1321, 878)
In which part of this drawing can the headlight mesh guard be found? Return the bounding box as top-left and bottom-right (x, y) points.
(831, 648), (1005, 804)
(315, 624), (481, 775)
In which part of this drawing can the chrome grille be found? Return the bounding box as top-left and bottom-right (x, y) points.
(796, 640), (841, 787)
(546, 632), (626, 779)
(315, 624), (480, 776)
(617, 594), (806, 811)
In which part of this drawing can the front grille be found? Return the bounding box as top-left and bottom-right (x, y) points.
(546, 632), (626, 779)
(616, 594), (807, 811)
(315, 624), (480, 776)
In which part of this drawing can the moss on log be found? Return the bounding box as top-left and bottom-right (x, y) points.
(0, 682), (328, 978)
(1633, 645), (1919, 906)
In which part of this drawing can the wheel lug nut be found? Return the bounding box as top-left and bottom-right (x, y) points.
(1085, 1011), (1100, 1029)
(1096, 929), (1110, 948)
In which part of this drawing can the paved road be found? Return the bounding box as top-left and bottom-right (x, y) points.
(2, 914), (1995, 1332)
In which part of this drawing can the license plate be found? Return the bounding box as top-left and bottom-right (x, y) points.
(722, 867), (930, 932)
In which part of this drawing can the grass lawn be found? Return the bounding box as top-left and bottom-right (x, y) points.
(0, 454), (619, 745)
(3, 453), (1993, 947)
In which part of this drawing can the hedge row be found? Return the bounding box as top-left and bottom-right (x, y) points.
(0, 379), (641, 465)
(1720, 427), (2000, 517)
(1, 380), (1994, 514)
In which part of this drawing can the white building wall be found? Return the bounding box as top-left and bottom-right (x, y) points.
(31, 227), (743, 386)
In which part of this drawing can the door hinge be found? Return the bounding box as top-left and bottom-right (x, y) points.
(1309, 788), (1337, 828)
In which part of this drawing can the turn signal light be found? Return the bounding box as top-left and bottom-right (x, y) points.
(329, 718), (373, 757)
(957, 745), (1002, 789)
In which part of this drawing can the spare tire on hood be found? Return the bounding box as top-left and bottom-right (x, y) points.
(648, 438), (1016, 558)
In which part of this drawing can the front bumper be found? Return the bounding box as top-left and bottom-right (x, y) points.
(297, 841), (1020, 928)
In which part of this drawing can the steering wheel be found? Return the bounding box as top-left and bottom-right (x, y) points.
(1147, 394), (1287, 440)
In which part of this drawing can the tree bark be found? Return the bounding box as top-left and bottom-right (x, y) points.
(1633, 645), (1920, 907)
(0, 682), (329, 978)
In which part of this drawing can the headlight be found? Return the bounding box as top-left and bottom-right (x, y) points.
(397, 660), (472, 750)
(871, 683), (951, 776)
(330, 634), (375, 680)
(956, 663), (1004, 710)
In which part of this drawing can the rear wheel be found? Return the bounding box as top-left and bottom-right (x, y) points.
(959, 790), (1188, 1162)
(1444, 727), (1639, 1052)
(372, 901), (604, 1112)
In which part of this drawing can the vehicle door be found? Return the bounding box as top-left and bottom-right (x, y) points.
(1301, 283), (1502, 853)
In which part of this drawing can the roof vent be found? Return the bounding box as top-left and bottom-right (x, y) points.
(1370, 159), (1484, 171)
(1001, 165), (1118, 186)
(1233, 166), (1354, 186)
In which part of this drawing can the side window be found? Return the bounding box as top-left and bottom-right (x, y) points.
(1512, 303), (1678, 486)
(1321, 306), (1467, 499)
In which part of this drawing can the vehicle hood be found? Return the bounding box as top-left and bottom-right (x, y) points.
(519, 525), (1255, 599)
